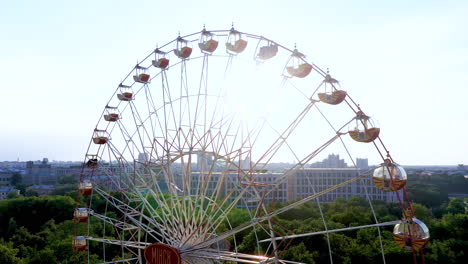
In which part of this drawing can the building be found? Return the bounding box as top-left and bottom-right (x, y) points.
(225, 171), (288, 209)
(0, 169), (14, 187)
(310, 154), (348, 168)
(356, 158), (369, 169)
(287, 168), (397, 203)
(23, 158), (56, 185)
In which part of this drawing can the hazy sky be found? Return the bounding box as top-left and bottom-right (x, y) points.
(0, 0), (467, 165)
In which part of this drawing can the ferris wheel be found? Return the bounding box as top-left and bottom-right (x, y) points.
(72, 26), (429, 264)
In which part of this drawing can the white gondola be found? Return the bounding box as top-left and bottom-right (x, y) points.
(74, 208), (89, 222)
(78, 180), (93, 195)
(117, 84), (133, 101)
(104, 105), (119, 122)
(92, 129), (109, 145)
(72, 236), (87, 251)
(256, 39), (278, 61)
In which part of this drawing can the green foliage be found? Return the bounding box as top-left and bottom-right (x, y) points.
(0, 240), (22, 264)
(0, 182), (466, 263)
(0, 195), (74, 236)
(57, 175), (77, 185)
(281, 242), (316, 263)
(447, 198), (465, 214)
(406, 183), (448, 208)
(10, 173), (22, 186)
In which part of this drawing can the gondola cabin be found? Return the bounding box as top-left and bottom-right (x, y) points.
(104, 105), (120, 122)
(152, 49), (169, 69)
(393, 218), (430, 251)
(93, 129), (108, 145)
(72, 236), (87, 251)
(318, 74), (347, 105)
(348, 112), (380, 143)
(256, 40), (278, 61)
(78, 180), (93, 195)
(86, 158), (98, 168)
(117, 84), (133, 101)
(133, 65), (150, 84)
(318, 91), (347, 105)
(285, 49), (313, 78)
(199, 30), (218, 54)
(226, 28), (247, 55)
(373, 159), (407, 191)
(175, 37), (192, 59)
(74, 208), (89, 223)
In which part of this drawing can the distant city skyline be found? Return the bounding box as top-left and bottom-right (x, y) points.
(1, 1), (467, 165)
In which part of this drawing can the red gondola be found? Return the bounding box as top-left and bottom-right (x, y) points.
(199, 29), (218, 54)
(174, 37), (192, 59)
(152, 49), (169, 69)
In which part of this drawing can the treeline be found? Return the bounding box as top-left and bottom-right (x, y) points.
(0, 192), (466, 264)
(0, 173), (466, 263)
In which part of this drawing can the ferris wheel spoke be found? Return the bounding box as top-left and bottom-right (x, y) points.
(98, 258), (139, 264)
(184, 249), (274, 263)
(94, 188), (178, 245)
(259, 221), (401, 243)
(86, 236), (148, 249)
(90, 211), (139, 231)
(253, 101), (316, 171)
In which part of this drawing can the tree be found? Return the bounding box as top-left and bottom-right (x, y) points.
(0, 240), (21, 264)
(447, 198), (465, 215)
(10, 173), (22, 187)
(57, 175), (76, 185)
(282, 242), (316, 263)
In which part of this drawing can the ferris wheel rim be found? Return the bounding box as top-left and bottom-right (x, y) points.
(74, 26), (425, 264)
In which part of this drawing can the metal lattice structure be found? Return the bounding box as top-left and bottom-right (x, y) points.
(73, 27), (428, 264)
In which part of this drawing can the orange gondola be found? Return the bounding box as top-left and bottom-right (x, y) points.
(317, 74), (347, 105)
(348, 111), (380, 143)
(285, 49), (312, 78)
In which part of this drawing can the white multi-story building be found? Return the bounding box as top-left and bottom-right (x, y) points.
(287, 168), (397, 203)
(225, 171), (288, 209)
